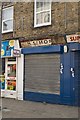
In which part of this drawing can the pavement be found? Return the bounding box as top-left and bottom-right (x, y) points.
(0, 98), (79, 118)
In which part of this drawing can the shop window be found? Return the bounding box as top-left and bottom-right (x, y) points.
(7, 64), (16, 77)
(34, 0), (51, 27)
(2, 6), (13, 33)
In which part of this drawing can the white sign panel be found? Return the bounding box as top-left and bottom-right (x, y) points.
(20, 39), (52, 48)
(66, 35), (80, 43)
(13, 49), (21, 57)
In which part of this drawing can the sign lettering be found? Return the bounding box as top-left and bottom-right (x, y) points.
(66, 35), (80, 43)
(20, 39), (52, 48)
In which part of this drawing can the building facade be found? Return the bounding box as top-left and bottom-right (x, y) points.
(1, 1), (80, 105)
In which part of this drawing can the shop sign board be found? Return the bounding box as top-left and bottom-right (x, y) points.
(66, 35), (80, 43)
(1, 40), (15, 58)
(20, 39), (52, 48)
(13, 49), (21, 57)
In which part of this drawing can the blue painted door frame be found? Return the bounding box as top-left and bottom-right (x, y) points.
(60, 51), (74, 105)
(60, 43), (80, 106)
(60, 44), (75, 105)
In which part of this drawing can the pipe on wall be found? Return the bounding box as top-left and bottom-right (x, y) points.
(64, 2), (67, 29)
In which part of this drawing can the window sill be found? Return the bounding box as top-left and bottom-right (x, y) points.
(34, 22), (51, 28)
(2, 30), (13, 34)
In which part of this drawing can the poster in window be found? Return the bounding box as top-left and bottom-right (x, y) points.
(7, 80), (16, 91)
(7, 64), (16, 78)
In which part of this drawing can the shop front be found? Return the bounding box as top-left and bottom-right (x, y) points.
(1, 40), (24, 100)
(21, 35), (80, 106)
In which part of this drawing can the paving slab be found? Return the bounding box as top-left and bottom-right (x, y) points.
(1, 98), (79, 118)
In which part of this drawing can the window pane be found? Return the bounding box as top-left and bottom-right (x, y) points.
(7, 80), (16, 91)
(2, 7), (13, 20)
(36, 12), (50, 24)
(44, 12), (50, 23)
(36, 13), (44, 24)
(7, 64), (16, 77)
(3, 20), (13, 31)
(44, 1), (50, 10)
(36, 2), (44, 12)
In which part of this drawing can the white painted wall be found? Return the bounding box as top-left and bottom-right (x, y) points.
(17, 54), (24, 100)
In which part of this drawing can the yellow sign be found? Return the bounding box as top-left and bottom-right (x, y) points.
(9, 40), (15, 47)
(1, 49), (4, 56)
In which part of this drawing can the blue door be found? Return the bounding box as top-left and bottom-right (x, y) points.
(61, 49), (80, 106)
(61, 51), (73, 105)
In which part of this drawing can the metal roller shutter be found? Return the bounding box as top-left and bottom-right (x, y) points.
(24, 54), (60, 95)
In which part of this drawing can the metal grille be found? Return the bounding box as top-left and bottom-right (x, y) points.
(24, 54), (60, 94)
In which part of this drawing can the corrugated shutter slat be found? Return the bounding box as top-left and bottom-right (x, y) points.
(24, 54), (60, 94)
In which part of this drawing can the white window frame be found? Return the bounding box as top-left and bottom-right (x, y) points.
(34, 0), (51, 28)
(2, 6), (13, 33)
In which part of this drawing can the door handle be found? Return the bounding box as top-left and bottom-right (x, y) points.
(70, 68), (75, 77)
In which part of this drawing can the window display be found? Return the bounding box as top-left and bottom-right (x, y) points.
(7, 64), (16, 77)
(7, 80), (16, 90)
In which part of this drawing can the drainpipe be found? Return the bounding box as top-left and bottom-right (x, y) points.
(64, 2), (67, 29)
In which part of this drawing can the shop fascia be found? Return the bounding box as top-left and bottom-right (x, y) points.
(20, 36), (67, 48)
(20, 38), (52, 48)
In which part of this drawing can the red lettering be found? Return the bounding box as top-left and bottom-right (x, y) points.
(70, 36), (80, 42)
(70, 37), (74, 41)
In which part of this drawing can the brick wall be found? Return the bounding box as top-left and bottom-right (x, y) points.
(2, 2), (79, 44)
